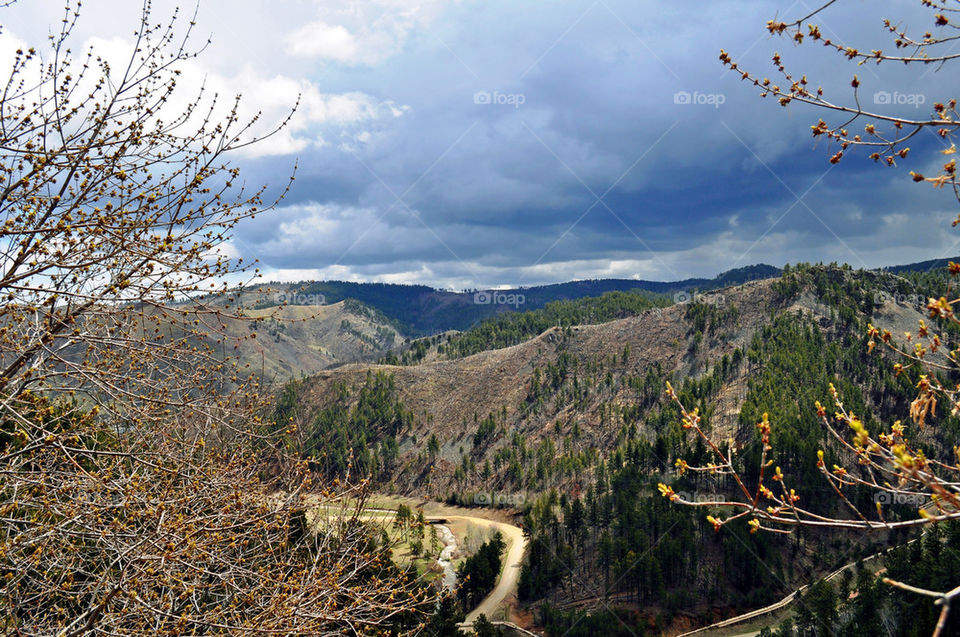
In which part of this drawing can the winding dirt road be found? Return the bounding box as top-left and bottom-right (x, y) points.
(354, 505), (528, 627)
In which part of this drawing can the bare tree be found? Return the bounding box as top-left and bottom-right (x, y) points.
(0, 0), (299, 428)
(0, 2), (439, 634)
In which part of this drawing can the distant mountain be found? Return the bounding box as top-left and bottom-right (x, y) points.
(273, 264), (782, 335)
(182, 300), (405, 383)
(881, 256), (960, 274)
(298, 265), (915, 496)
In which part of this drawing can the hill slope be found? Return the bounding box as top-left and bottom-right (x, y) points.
(188, 300), (404, 382)
(288, 266), (937, 493)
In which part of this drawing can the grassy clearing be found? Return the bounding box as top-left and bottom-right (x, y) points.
(306, 494), (515, 587)
(307, 497), (445, 583)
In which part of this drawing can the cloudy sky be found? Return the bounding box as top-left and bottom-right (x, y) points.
(7, 0), (960, 289)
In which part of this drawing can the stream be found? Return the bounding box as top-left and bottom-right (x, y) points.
(434, 523), (457, 590)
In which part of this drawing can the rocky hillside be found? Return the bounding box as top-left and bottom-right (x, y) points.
(179, 264), (772, 382)
(185, 299), (405, 383)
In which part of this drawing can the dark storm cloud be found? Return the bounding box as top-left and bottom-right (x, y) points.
(16, 0), (954, 287)
(231, 0), (959, 287)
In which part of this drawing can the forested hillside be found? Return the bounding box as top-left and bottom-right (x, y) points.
(379, 289), (670, 364)
(750, 521), (960, 637)
(272, 263), (960, 633)
(289, 266), (935, 485)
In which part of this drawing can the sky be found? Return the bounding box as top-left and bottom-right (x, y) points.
(6, 0), (960, 290)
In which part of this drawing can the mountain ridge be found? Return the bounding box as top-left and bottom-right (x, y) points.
(251, 264), (782, 335)
(290, 266), (932, 495)
(196, 258), (957, 383)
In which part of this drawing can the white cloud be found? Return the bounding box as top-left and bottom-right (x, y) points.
(0, 27), (27, 86)
(249, 203), (390, 261)
(285, 0), (451, 65)
(77, 36), (406, 158)
(287, 21), (361, 62)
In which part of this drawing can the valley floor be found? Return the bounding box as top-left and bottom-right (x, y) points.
(316, 495), (530, 629)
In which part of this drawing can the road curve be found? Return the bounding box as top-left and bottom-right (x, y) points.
(423, 514), (526, 625)
(456, 515), (526, 625)
(354, 506), (528, 626)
